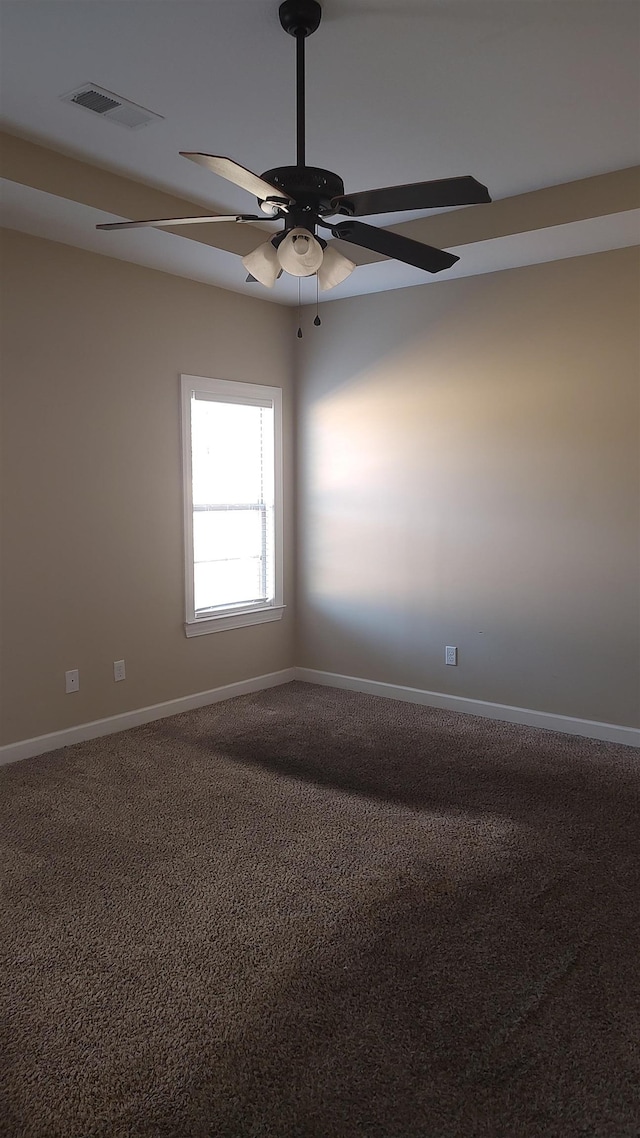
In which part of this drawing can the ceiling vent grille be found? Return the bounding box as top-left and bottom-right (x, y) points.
(60, 84), (163, 130)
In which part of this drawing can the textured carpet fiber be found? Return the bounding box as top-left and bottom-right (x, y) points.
(1, 682), (639, 1137)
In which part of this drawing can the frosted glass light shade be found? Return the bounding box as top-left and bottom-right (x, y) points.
(317, 244), (356, 291)
(242, 239), (280, 288)
(277, 228), (324, 277)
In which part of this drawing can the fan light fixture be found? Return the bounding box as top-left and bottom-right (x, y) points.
(96, 0), (492, 306)
(242, 239), (281, 288)
(242, 228), (355, 291)
(278, 228), (324, 276)
(317, 244), (356, 291)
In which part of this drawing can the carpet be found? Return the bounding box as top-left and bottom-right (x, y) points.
(1, 681), (639, 1137)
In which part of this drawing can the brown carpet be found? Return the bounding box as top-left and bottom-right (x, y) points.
(1, 681), (639, 1138)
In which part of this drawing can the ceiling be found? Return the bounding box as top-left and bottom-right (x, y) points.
(1, 0), (638, 306)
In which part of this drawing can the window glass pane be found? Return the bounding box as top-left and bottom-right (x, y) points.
(193, 510), (262, 565)
(190, 395), (275, 613)
(191, 400), (274, 507)
(194, 558), (263, 611)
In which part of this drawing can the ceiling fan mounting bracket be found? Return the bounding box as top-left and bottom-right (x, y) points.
(279, 0), (322, 38)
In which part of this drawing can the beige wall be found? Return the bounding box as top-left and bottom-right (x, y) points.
(2, 233), (638, 746)
(296, 248), (640, 728)
(0, 230), (295, 745)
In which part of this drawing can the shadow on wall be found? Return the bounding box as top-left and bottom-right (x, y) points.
(296, 594), (632, 724)
(299, 260), (578, 403)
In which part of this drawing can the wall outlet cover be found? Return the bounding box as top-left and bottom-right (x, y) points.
(65, 668), (79, 693)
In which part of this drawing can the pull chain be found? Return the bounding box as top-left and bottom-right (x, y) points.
(314, 273), (321, 326)
(297, 278), (303, 338)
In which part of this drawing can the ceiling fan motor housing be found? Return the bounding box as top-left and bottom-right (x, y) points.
(259, 166), (344, 220)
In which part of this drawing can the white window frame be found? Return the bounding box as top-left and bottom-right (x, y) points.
(180, 374), (285, 637)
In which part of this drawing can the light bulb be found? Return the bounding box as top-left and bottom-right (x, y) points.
(277, 227), (324, 277)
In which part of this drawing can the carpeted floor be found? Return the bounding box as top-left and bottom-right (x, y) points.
(1, 681), (639, 1138)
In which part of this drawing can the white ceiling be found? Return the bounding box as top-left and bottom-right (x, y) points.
(1, 0), (639, 304)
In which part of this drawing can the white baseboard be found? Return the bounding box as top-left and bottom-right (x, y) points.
(3, 664), (637, 766)
(0, 669), (296, 767)
(293, 667), (640, 748)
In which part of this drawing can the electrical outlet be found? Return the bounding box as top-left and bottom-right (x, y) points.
(113, 659), (126, 682)
(445, 646), (458, 666)
(65, 668), (79, 693)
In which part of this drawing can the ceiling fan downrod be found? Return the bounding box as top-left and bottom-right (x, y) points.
(279, 0), (322, 168)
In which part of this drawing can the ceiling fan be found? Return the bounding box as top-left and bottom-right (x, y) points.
(97, 0), (491, 292)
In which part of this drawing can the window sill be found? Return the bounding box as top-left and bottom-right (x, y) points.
(185, 605), (286, 637)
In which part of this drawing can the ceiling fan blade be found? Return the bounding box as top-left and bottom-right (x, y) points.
(331, 176), (491, 217)
(331, 220), (459, 274)
(97, 214), (273, 231)
(180, 153), (294, 205)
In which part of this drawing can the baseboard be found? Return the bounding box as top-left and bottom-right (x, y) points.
(0, 669), (297, 767)
(293, 667), (640, 748)
(3, 664), (637, 766)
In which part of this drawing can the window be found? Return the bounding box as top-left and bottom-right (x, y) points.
(181, 375), (284, 636)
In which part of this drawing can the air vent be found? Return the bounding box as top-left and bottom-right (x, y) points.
(60, 84), (163, 130)
(72, 89), (120, 114)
